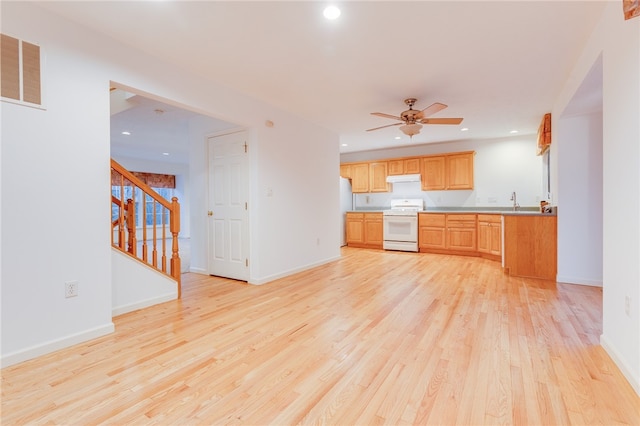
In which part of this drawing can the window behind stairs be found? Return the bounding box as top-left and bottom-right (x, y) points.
(111, 171), (176, 229)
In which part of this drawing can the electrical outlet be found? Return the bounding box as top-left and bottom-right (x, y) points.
(65, 281), (78, 298)
(625, 296), (631, 317)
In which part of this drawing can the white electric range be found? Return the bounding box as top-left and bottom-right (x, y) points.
(382, 199), (424, 252)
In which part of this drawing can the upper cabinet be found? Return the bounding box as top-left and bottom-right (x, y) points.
(421, 151), (474, 191)
(341, 150), (474, 193)
(387, 159), (404, 175)
(350, 163), (370, 193)
(369, 162), (390, 192)
(339, 164), (351, 179)
(388, 157), (421, 175)
(404, 158), (421, 174)
(446, 152), (474, 190)
(421, 156), (446, 190)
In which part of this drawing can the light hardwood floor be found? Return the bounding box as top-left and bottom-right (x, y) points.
(2, 248), (638, 425)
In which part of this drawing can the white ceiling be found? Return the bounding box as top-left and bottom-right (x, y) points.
(39, 1), (606, 162)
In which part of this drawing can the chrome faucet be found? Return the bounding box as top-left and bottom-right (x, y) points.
(510, 191), (520, 211)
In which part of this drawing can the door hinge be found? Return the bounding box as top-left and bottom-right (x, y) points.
(244, 141), (248, 153)
(245, 258), (249, 267)
(245, 202), (248, 210)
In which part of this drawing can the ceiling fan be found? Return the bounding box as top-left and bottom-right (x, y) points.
(367, 98), (463, 138)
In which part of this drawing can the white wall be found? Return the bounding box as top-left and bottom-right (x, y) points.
(1, 4), (115, 365)
(111, 249), (177, 316)
(1, 2), (340, 366)
(556, 111), (603, 286)
(553, 2), (639, 395)
(341, 136), (543, 209)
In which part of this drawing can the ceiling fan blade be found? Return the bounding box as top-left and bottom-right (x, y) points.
(371, 112), (403, 121)
(366, 122), (403, 132)
(421, 117), (464, 125)
(419, 102), (448, 118)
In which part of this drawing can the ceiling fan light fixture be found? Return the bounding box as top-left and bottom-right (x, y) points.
(400, 123), (422, 137)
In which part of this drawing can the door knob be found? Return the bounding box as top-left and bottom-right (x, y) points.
(207, 211), (213, 216)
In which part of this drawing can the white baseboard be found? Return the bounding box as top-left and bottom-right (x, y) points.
(249, 255), (341, 285)
(189, 267), (208, 275)
(556, 275), (603, 287)
(112, 291), (177, 316)
(600, 334), (640, 396)
(1, 323), (115, 368)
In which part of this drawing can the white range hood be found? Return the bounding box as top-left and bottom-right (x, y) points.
(386, 173), (421, 183)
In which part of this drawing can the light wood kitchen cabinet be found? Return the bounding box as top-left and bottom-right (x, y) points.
(345, 212), (364, 245)
(421, 156), (446, 190)
(387, 159), (404, 175)
(419, 213), (476, 253)
(346, 212), (383, 249)
(446, 152), (474, 190)
(350, 163), (369, 193)
(446, 214), (477, 252)
(341, 151), (472, 193)
(369, 162), (390, 192)
(503, 215), (557, 280)
(477, 214), (502, 259)
(421, 152), (474, 191)
(364, 213), (384, 247)
(404, 158), (421, 174)
(388, 157), (421, 175)
(418, 213), (446, 250)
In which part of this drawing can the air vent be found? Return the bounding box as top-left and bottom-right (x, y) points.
(1, 33), (41, 106)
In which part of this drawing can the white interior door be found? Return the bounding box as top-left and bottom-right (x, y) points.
(207, 132), (249, 281)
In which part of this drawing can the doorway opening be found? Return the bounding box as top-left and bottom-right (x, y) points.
(109, 85), (240, 276)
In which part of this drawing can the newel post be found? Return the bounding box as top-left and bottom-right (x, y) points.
(170, 197), (182, 298)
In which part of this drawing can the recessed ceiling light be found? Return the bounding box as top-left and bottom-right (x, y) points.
(341, 143), (348, 147)
(460, 128), (469, 132)
(510, 130), (519, 134)
(394, 136), (401, 140)
(121, 131), (131, 135)
(323, 5), (341, 20)
(162, 152), (169, 156)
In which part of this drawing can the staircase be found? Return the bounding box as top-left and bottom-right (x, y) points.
(110, 159), (181, 298)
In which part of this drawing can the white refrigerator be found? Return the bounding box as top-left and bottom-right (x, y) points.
(339, 177), (353, 246)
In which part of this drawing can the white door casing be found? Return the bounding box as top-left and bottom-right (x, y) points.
(207, 132), (249, 281)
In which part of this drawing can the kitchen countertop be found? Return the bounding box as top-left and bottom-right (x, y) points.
(347, 207), (557, 216)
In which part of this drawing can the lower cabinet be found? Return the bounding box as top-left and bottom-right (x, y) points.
(477, 214), (502, 258)
(503, 215), (557, 280)
(347, 212), (556, 281)
(346, 212), (383, 249)
(346, 213), (365, 245)
(418, 214), (446, 250)
(364, 213), (383, 247)
(446, 214), (477, 252)
(419, 213), (477, 253)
